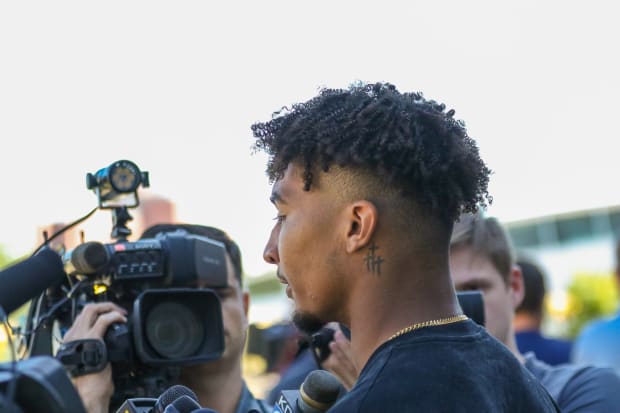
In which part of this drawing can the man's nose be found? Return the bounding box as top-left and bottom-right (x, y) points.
(263, 225), (280, 264)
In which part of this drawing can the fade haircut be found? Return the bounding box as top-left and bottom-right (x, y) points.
(140, 223), (244, 287)
(450, 213), (515, 285)
(251, 82), (492, 226)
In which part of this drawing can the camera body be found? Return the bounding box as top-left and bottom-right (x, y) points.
(55, 230), (229, 407)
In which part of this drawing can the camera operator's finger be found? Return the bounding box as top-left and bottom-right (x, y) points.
(91, 311), (127, 338)
(64, 307), (126, 342)
(78, 302), (127, 328)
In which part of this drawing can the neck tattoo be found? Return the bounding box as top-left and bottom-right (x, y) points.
(365, 242), (384, 275)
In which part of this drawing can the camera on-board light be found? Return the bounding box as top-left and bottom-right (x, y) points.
(86, 159), (150, 209)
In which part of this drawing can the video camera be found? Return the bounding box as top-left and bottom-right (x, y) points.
(21, 160), (228, 410)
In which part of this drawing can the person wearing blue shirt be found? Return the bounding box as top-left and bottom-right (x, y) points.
(514, 259), (573, 365)
(572, 238), (620, 374)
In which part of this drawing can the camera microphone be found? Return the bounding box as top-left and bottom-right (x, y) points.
(0, 247), (65, 315)
(65, 241), (110, 275)
(114, 384), (199, 413)
(273, 369), (343, 413)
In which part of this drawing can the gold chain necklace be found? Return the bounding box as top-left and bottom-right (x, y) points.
(388, 314), (468, 341)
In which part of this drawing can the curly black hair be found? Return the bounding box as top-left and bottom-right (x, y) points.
(251, 82), (491, 224)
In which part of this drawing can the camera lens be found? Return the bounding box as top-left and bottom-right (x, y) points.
(145, 301), (204, 359)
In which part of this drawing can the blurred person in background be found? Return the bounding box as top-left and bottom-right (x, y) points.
(514, 258), (573, 365)
(62, 223), (270, 413)
(266, 322), (356, 405)
(450, 213), (620, 412)
(572, 236), (620, 375)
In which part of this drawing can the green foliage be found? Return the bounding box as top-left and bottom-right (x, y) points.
(0, 244), (23, 361)
(0, 244), (13, 269)
(565, 272), (618, 339)
(246, 271), (282, 296)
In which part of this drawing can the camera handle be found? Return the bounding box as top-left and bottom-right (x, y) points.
(56, 339), (108, 377)
(111, 206), (133, 241)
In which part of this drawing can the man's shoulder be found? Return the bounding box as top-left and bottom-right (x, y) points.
(525, 353), (620, 412)
(577, 314), (620, 340)
(237, 381), (271, 413)
(332, 322), (558, 412)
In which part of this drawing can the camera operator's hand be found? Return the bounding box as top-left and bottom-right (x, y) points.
(62, 302), (127, 413)
(321, 329), (358, 391)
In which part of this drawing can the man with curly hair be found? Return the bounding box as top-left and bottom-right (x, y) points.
(254, 82), (560, 411)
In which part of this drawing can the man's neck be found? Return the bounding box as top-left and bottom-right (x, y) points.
(513, 313), (541, 333)
(180, 362), (244, 413)
(505, 327), (525, 363)
(347, 267), (461, 371)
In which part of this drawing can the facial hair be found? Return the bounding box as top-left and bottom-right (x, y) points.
(292, 310), (326, 335)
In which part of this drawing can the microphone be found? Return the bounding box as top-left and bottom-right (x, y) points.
(0, 247), (65, 314)
(162, 395), (201, 413)
(152, 385), (200, 413)
(65, 241), (109, 275)
(273, 370), (343, 413)
(114, 384), (199, 413)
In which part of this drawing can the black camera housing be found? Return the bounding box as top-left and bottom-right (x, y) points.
(62, 231), (229, 364)
(132, 288), (224, 365)
(0, 356), (87, 413)
(48, 231), (230, 409)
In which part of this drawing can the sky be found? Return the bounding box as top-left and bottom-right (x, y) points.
(1, 1), (619, 279)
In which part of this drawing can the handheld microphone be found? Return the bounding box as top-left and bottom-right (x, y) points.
(114, 384), (199, 413)
(273, 370), (343, 413)
(151, 385), (199, 413)
(0, 247), (65, 315)
(162, 395), (201, 413)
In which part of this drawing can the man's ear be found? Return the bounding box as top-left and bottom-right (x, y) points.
(345, 200), (378, 253)
(242, 291), (250, 317)
(509, 265), (525, 310)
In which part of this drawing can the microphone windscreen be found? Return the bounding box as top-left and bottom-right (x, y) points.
(166, 395), (201, 413)
(154, 385), (199, 413)
(70, 241), (109, 274)
(300, 370), (342, 411)
(0, 247), (65, 315)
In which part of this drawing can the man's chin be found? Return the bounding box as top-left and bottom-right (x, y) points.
(292, 311), (326, 335)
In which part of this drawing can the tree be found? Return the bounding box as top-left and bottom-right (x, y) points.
(565, 272), (618, 338)
(0, 244), (13, 269)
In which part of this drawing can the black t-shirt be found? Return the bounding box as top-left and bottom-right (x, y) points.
(328, 319), (560, 413)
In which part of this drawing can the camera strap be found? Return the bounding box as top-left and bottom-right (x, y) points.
(56, 339), (108, 377)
